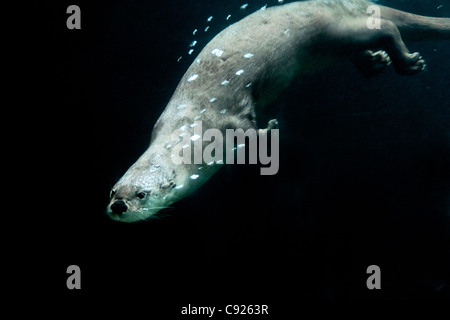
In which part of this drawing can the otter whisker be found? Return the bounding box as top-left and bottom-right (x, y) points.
(143, 207), (175, 221)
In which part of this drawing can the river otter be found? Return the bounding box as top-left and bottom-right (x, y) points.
(107, 0), (450, 222)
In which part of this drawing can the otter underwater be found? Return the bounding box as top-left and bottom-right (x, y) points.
(106, 0), (450, 223)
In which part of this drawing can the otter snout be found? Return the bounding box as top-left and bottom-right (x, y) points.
(110, 199), (128, 214)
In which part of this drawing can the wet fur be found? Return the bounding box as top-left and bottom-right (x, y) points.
(107, 0), (450, 222)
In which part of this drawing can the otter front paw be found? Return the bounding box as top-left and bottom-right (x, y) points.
(258, 119), (279, 135)
(395, 52), (427, 76)
(369, 50), (392, 70)
(352, 50), (392, 78)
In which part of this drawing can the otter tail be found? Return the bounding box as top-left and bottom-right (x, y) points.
(380, 6), (450, 42)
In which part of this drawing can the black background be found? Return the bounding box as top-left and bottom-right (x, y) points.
(31, 0), (450, 312)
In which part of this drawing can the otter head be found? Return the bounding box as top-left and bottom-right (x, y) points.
(106, 154), (181, 222)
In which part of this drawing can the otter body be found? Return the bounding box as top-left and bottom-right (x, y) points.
(107, 0), (450, 222)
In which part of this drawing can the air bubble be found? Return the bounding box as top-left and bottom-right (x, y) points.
(243, 53), (254, 59)
(189, 41), (197, 47)
(245, 83), (252, 88)
(240, 4), (248, 10)
(187, 74), (199, 82)
(220, 109), (227, 114)
(173, 137), (182, 145)
(200, 108), (207, 113)
(260, 5), (267, 10)
(209, 98), (217, 103)
(207, 16), (213, 22)
(190, 174), (200, 180)
(212, 48), (224, 57)
(204, 26), (210, 32)
(188, 49), (194, 55)
(236, 70), (244, 76)
(226, 15), (231, 20)
(193, 29), (198, 35)
(221, 80), (229, 86)
(177, 56), (182, 62)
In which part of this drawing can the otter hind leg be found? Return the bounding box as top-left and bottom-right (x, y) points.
(328, 18), (427, 76)
(351, 50), (392, 78)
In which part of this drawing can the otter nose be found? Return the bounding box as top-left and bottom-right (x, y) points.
(110, 200), (128, 214)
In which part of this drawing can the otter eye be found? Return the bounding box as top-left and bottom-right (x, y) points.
(110, 190), (116, 199)
(137, 192), (146, 199)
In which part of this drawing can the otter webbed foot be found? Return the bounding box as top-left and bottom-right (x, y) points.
(393, 52), (427, 75)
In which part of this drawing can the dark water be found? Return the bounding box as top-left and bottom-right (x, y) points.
(37, 0), (449, 309)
